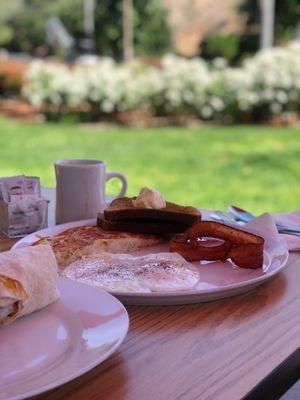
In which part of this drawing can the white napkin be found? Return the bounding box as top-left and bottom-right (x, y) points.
(244, 213), (288, 271)
(245, 213), (279, 238)
(233, 210), (300, 252)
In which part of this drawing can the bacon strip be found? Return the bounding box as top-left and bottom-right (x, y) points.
(170, 221), (264, 269)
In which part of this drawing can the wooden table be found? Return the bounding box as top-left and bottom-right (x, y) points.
(1, 190), (300, 400)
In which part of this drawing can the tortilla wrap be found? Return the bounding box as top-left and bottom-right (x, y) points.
(0, 244), (60, 326)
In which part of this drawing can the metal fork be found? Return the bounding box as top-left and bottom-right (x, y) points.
(211, 210), (243, 225)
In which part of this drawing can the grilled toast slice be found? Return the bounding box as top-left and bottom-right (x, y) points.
(104, 197), (201, 224)
(97, 213), (190, 236)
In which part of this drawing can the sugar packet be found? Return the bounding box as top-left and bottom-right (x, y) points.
(0, 175), (27, 202)
(25, 176), (41, 197)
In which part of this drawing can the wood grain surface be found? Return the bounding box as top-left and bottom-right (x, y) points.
(1, 197), (300, 400)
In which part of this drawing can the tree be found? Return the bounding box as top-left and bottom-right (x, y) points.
(240, 0), (300, 52)
(0, 0), (172, 59)
(134, 0), (171, 57)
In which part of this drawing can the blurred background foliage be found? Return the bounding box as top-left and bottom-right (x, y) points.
(201, 34), (240, 64)
(201, 0), (300, 64)
(239, 0), (300, 59)
(1, 0), (300, 63)
(0, 0), (172, 58)
(0, 1), (300, 214)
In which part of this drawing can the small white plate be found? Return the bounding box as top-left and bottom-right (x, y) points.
(0, 278), (129, 400)
(12, 217), (289, 306)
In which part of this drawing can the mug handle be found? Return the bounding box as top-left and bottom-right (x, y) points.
(106, 172), (127, 201)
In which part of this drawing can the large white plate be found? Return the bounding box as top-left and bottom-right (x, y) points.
(0, 278), (129, 400)
(12, 217), (289, 306)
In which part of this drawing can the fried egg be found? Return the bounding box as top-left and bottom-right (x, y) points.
(62, 252), (199, 293)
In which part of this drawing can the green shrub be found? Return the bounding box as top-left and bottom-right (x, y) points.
(201, 34), (240, 63)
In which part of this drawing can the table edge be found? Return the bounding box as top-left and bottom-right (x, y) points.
(242, 346), (300, 400)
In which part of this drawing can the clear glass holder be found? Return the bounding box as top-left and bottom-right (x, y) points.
(0, 199), (49, 238)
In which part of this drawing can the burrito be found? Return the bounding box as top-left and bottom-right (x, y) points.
(0, 244), (60, 326)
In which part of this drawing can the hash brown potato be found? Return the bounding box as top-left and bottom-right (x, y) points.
(33, 225), (163, 268)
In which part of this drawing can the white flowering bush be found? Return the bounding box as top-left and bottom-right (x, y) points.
(23, 59), (159, 115)
(23, 41), (300, 121)
(22, 61), (87, 107)
(149, 55), (212, 118)
(218, 41), (300, 119)
(79, 59), (159, 113)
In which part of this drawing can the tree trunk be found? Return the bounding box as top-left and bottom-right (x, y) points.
(83, 0), (95, 37)
(260, 0), (275, 49)
(123, 0), (134, 60)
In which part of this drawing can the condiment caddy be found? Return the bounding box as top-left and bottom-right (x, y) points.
(0, 175), (48, 237)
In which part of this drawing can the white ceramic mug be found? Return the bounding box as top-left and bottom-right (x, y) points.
(54, 159), (127, 224)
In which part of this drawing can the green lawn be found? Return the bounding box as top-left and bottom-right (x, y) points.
(0, 117), (300, 214)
